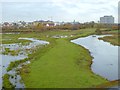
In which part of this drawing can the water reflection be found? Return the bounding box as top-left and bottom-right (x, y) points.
(71, 35), (119, 81)
(0, 38), (49, 89)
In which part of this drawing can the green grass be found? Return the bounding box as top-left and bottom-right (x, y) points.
(20, 38), (107, 88)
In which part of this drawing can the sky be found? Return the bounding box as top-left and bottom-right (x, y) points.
(1, 0), (119, 23)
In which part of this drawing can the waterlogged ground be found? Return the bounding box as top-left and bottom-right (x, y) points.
(0, 33), (49, 88)
(1, 29), (118, 88)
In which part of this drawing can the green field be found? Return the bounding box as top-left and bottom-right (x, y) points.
(2, 29), (109, 88)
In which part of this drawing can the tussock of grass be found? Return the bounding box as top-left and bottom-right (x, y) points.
(2, 74), (15, 88)
(7, 58), (28, 72)
(2, 48), (20, 56)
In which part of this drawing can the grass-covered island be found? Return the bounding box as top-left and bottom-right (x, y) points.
(99, 29), (120, 46)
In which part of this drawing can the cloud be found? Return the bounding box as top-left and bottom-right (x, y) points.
(1, 0), (119, 23)
(50, 0), (118, 22)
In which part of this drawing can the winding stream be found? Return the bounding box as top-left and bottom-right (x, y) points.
(0, 38), (49, 89)
(71, 35), (119, 81)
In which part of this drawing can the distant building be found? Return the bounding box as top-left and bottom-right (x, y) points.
(100, 16), (114, 24)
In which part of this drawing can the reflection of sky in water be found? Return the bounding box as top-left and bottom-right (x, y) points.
(0, 38), (49, 88)
(71, 35), (119, 81)
(1, 54), (27, 74)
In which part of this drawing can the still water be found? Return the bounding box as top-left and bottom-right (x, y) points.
(0, 38), (49, 89)
(71, 35), (119, 81)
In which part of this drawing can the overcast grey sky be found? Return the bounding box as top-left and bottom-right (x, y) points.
(1, 0), (119, 23)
